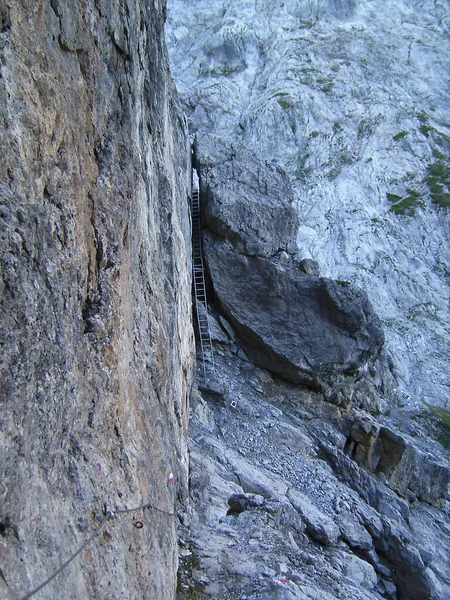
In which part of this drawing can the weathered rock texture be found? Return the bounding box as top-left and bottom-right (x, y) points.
(197, 135), (384, 392)
(167, 0), (450, 410)
(178, 345), (450, 600)
(0, 1), (193, 599)
(182, 132), (450, 600)
(165, 3), (450, 600)
(342, 414), (450, 505)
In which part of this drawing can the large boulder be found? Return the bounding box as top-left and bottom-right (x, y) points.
(197, 135), (384, 390)
(195, 132), (299, 258)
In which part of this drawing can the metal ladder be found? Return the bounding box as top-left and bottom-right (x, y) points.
(191, 170), (215, 381)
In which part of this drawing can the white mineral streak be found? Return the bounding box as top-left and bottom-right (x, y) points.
(167, 0), (450, 408)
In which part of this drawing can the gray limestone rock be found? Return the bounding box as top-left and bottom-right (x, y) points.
(338, 511), (374, 551)
(299, 259), (321, 276)
(287, 488), (340, 546)
(343, 415), (450, 505)
(343, 554), (378, 590)
(196, 132), (299, 258)
(178, 348), (450, 600)
(204, 228), (384, 390)
(228, 454), (289, 500)
(198, 140), (385, 391)
(167, 0), (450, 412)
(320, 441), (411, 522)
(355, 503), (384, 541)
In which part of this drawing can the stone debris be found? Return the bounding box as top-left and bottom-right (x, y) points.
(173, 135), (450, 597)
(176, 340), (450, 599)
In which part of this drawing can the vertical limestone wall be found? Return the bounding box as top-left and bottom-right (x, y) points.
(0, 1), (194, 598)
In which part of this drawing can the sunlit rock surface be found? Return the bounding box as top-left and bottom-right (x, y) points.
(167, 3), (450, 600)
(167, 0), (450, 409)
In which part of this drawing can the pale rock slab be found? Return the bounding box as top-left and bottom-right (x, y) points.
(287, 488), (340, 546)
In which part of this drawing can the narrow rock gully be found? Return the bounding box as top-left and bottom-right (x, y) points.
(179, 160), (450, 600)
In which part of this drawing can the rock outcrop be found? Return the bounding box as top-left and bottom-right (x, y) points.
(196, 135), (384, 392)
(166, 3), (450, 595)
(173, 130), (450, 600)
(177, 345), (450, 600)
(0, 1), (193, 599)
(341, 413), (450, 505)
(167, 0), (450, 411)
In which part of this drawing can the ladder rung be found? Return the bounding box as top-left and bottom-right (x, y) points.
(191, 177), (215, 381)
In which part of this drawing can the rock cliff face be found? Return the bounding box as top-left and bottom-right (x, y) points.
(0, 1), (193, 599)
(174, 137), (450, 598)
(167, 0), (450, 411)
(1, 1), (449, 599)
(166, 2), (450, 600)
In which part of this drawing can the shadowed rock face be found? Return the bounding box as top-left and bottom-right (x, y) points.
(205, 239), (384, 388)
(198, 136), (384, 390)
(0, 1), (193, 599)
(195, 134), (299, 258)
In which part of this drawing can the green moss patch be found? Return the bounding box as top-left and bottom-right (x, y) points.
(177, 546), (206, 599)
(333, 122), (343, 134)
(424, 403), (450, 450)
(275, 92), (295, 111)
(387, 191), (423, 216)
(425, 160), (450, 209)
(393, 131), (408, 141)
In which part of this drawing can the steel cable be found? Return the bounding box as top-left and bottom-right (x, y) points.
(18, 501), (175, 600)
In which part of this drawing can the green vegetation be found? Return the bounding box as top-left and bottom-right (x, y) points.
(275, 92), (295, 111)
(319, 81), (334, 94)
(298, 20), (315, 29)
(418, 111), (428, 123)
(357, 115), (382, 139)
(277, 93), (295, 110)
(424, 403), (450, 450)
(335, 280), (350, 286)
(433, 149), (446, 160)
(387, 190), (423, 216)
(296, 153), (312, 182)
(393, 130), (408, 141)
(425, 159), (450, 209)
(327, 152), (353, 179)
(210, 63), (242, 77)
(333, 122), (343, 134)
(390, 197), (421, 215)
(417, 111), (433, 137)
(420, 124), (433, 137)
(220, 63), (241, 77)
(386, 193), (402, 204)
(177, 547), (206, 599)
